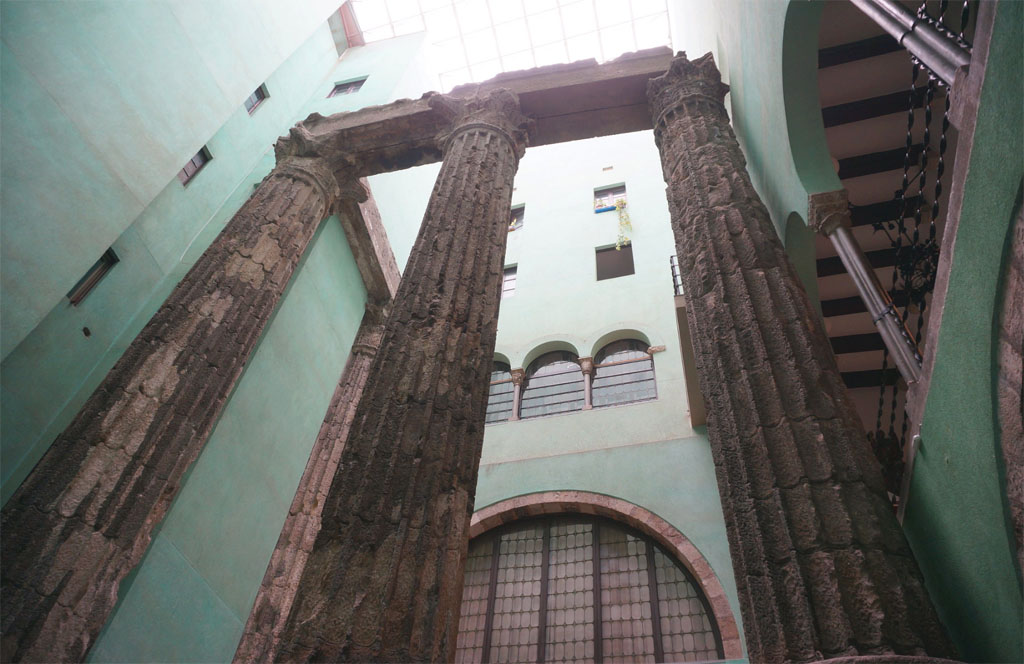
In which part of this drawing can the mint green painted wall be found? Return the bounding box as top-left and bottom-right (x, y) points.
(902, 4), (1023, 661)
(1, 30), (433, 505)
(89, 217), (367, 663)
(0, 0), (340, 358)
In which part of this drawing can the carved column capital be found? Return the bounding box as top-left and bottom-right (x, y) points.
(274, 125), (367, 215)
(647, 52), (731, 126)
(807, 189), (851, 236)
(578, 356), (595, 375)
(432, 90), (533, 160)
(510, 368), (526, 386)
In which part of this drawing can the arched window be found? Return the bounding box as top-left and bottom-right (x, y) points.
(486, 362), (515, 424)
(592, 339), (656, 408)
(519, 352), (584, 419)
(455, 515), (724, 664)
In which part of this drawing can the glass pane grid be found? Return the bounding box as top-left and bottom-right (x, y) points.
(654, 549), (720, 662)
(486, 380), (515, 423)
(593, 353), (656, 407)
(489, 526), (544, 664)
(455, 539), (494, 663)
(546, 522), (595, 663)
(600, 528), (656, 663)
(521, 358), (584, 419)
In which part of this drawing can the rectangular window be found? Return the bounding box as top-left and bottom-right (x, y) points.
(244, 84), (268, 114)
(67, 248), (119, 305)
(328, 76), (367, 97)
(509, 205), (525, 232)
(594, 184), (626, 212)
(502, 266), (517, 299)
(178, 146), (211, 185)
(596, 245), (634, 281)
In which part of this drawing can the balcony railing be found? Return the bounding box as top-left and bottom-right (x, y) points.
(669, 255), (683, 296)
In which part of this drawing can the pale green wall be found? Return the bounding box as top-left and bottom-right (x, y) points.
(902, 3), (1024, 661)
(0, 0), (341, 359)
(1, 29), (432, 505)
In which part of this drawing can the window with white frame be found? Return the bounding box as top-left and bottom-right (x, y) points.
(594, 184), (626, 212)
(502, 266), (517, 299)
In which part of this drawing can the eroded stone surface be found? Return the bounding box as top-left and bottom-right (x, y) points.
(272, 90), (531, 662)
(647, 52), (956, 662)
(997, 203), (1023, 574)
(0, 156), (346, 663)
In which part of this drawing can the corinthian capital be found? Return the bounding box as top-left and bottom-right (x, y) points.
(647, 51), (730, 120)
(432, 90), (534, 159)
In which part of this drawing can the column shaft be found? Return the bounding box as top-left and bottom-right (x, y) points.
(234, 309), (387, 662)
(647, 54), (954, 662)
(274, 91), (530, 662)
(0, 155), (346, 663)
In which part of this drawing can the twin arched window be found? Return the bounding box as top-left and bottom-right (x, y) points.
(485, 340), (657, 423)
(454, 515), (724, 663)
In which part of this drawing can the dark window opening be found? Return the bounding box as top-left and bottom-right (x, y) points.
(594, 184), (626, 212)
(178, 146), (211, 185)
(502, 266), (517, 299)
(485, 362), (514, 424)
(68, 248), (119, 306)
(509, 205), (525, 232)
(244, 84), (268, 113)
(593, 339), (657, 408)
(520, 351), (584, 419)
(596, 245), (634, 281)
(455, 515), (725, 663)
(328, 76), (367, 97)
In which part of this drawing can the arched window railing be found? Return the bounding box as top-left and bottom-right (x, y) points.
(486, 362), (515, 424)
(592, 339), (656, 408)
(519, 351), (584, 419)
(455, 515), (725, 663)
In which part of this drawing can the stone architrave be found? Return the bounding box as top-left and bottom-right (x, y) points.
(0, 150), (359, 663)
(273, 90), (531, 662)
(647, 53), (956, 661)
(234, 307), (388, 662)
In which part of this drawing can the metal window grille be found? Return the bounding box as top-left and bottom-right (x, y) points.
(669, 255), (683, 296)
(519, 351), (584, 419)
(509, 205), (525, 232)
(596, 245), (634, 281)
(502, 266), (517, 299)
(592, 339), (656, 408)
(454, 515), (725, 664)
(178, 146), (211, 185)
(244, 84), (268, 113)
(328, 77), (367, 97)
(594, 184), (626, 211)
(67, 248), (119, 306)
(485, 362), (515, 424)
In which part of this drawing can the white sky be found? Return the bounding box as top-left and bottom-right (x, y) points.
(350, 0), (670, 91)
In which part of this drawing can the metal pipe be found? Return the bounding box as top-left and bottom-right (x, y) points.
(828, 223), (923, 383)
(849, 0), (971, 86)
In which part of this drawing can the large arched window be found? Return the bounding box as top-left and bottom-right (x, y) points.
(592, 340), (656, 408)
(486, 362), (515, 424)
(455, 515), (724, 663)
(519, 352), (584, 419)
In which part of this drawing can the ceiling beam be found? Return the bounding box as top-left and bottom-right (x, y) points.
(818, 34), (902, 68)
(817, 247), (896, 277)
(831, 332), (886, 354)
(842, 367), (901, 389)
(849, 196), (922, 227)
(821, 291), (909, 317)
(822, 87), (929, 128)
(837, 144), (923, 180)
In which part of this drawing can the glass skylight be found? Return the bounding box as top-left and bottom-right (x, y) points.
(350, 0), (670, 91)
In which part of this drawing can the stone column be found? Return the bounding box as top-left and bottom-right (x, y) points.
(274, 90), (531, 662)
(647, 53), (955, 662)
(234, 307), (387, 663)
(509, 368), (526, 421)
(579, 356), (595, 410)
(0, 150), (356, 663)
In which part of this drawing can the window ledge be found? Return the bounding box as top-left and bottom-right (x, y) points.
(594, 205), (617, 213)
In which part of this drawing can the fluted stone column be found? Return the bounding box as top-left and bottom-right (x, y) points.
(234, 307), (387, 662)
(274, 90), (531, 662)
(647, 53), (955, 662)
(0, 151), (356, 663)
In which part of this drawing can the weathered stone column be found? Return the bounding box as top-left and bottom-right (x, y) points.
(234, 307), (387, 662)
(647, 53), (955, 661)
(509, 368), (525, 421)
(579, 356), (595, 409)
(0, 150), (356, 663)
(274, 90), (531, 662)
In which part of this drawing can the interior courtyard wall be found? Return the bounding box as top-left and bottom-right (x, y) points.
(0, 24), (431, 505)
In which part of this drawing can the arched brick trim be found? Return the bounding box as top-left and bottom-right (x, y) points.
(469, 490), (743, 659)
